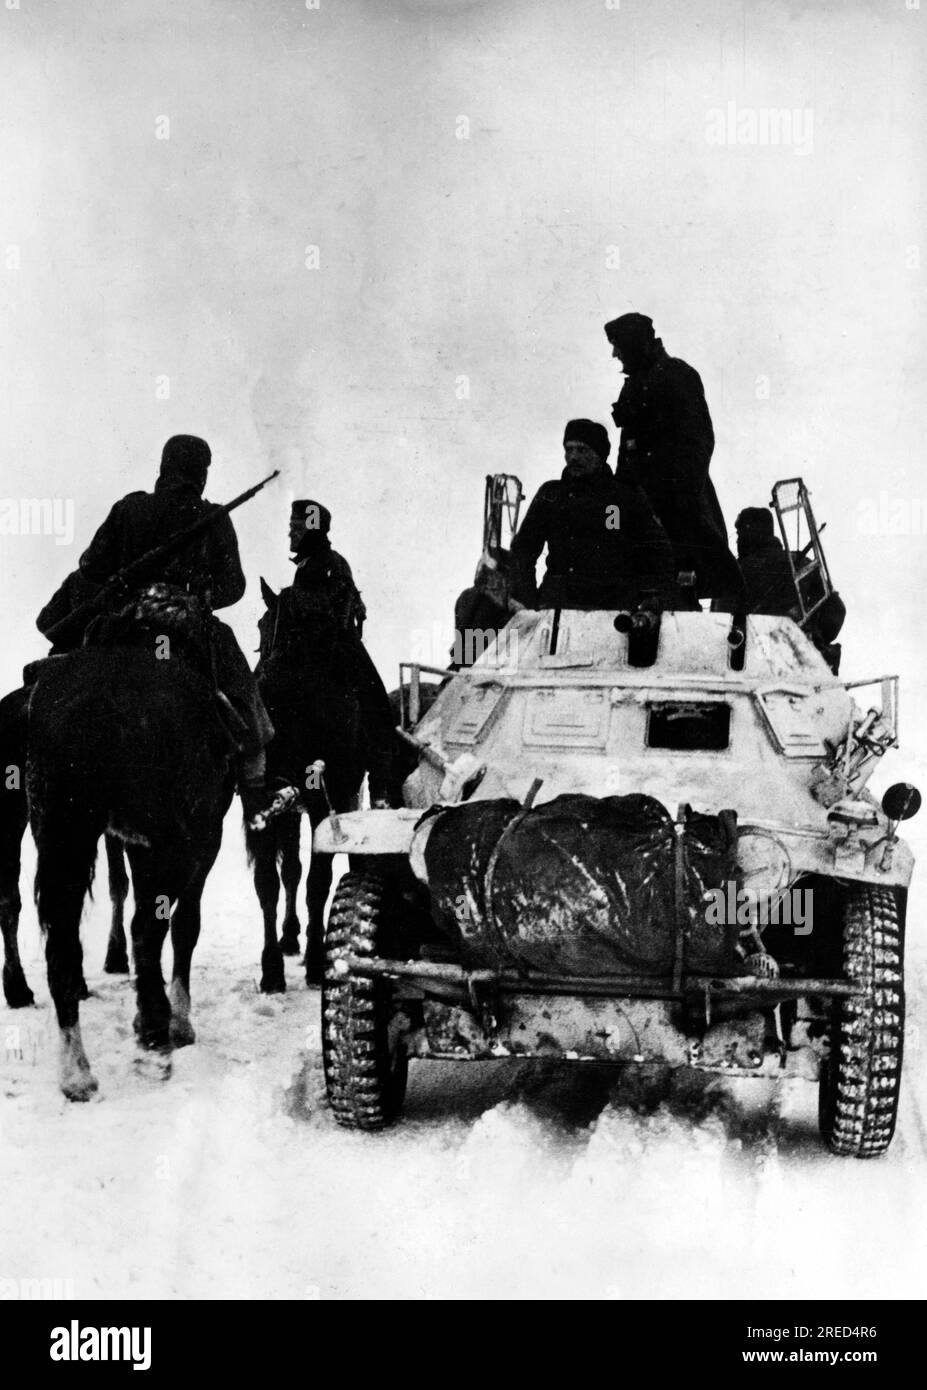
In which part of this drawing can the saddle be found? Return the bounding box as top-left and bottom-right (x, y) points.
(87, 585), (245, 747)
(84, 582), (211, 665)
(24, 583), (208, 688)
(25, 586), (248, 756)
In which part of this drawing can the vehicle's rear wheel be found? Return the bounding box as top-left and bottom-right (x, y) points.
(322, 869), (408, 1130)
(818, 884), (904, 1158)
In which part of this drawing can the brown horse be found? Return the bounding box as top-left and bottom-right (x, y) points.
(27, 646), (234, 1099)
(1, 682), (132, 1009)
(246, 580), (399, 992)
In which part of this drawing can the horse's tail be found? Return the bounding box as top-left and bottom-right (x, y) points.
(243, 810), (298, 866)
(32, 816), (98, 938)
(29, 717), (99, 933)
(243, 817), (260, 866)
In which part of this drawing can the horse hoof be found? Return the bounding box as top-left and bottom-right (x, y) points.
(280, 934), (301, 957)
(260, 946), (286, 994)
(2, 970), (35, 1009)
(61, 1072), (99, 1103)
(133, 1014), (171, 1049)
(169, 1017), (196, 1048)
(103, 952), (130, 975)
(305, 968), (324, 989)
(133, 1050), (172, 1084)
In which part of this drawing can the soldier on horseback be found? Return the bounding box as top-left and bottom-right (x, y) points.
(36, 434), (274, 818)
(262, 499), (400, 809)
(288, 499), (366, 636)
(248, 501), (403, 988)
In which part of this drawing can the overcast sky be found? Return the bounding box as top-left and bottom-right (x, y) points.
(2, 0), (925, 800)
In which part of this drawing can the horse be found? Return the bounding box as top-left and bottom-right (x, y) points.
(27, 644), (234, 1099)
(0, 680), (132, 1010)
(246, 579), (398, 993)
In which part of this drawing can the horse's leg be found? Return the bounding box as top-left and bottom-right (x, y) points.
(168, 842), (218, 1048)
(304, 806), (332, 987)
(1, 893), (32, 1007)
(0, 796), (32, 1008)
(278, 816), (302, 955)
(126, 847), (172, 1055)
(35, 822), (99, 1100)
(168, 898), (200, 1047)
(102, 834), (131, 975)
(249, 827), (286, 993)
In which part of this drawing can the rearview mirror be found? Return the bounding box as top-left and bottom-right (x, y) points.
(881, 782), (921, 822)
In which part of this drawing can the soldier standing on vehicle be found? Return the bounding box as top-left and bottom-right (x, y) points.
(604, 312), (744, 609)
(509, 418), (674, 611)
(736, 504), (845, 670)
(735, 507), (797, 616)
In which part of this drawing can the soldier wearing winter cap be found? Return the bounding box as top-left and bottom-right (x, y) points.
(288, 499), (365, 636)
(735, 506), (796, 618)
(274, 499), (398, 813)
(509, 418), (673, 610)
(735, 504), (845, 671)
(604, 314), (744, 609)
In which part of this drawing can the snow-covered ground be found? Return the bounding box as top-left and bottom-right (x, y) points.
(3, 809), (926, 1301)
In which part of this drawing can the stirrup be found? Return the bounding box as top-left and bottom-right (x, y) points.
(247, 784), (301, 833)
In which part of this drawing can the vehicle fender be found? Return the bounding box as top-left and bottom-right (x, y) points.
(312, 808), (422, 855)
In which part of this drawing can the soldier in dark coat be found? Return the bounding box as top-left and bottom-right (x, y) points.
(509, 419), (674, 611)
(288, 499), (366, 636)
(280, 500), (399, 805)
(36, 570), (103, 655)
(37, 435), (273, 810)
(604, 313), (744, 609)
(736, 505), (845, 671)
(735, 507), (796, 616)
(77, 437), (246, 609)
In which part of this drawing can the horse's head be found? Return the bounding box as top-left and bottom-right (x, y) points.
(257, 578), (279, 662)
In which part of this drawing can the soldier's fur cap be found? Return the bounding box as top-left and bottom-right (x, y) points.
(735, 507), (775, 535)
(563, 419), (611, 463)
(604, 312), (655, 349)
(159, 435), (211, 487)
(291, 499), (331, 533)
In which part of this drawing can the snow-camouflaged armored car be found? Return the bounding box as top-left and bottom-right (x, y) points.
(315, 479), (918, 1157)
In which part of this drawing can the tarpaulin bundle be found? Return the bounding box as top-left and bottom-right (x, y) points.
(422, 793), (740, 978)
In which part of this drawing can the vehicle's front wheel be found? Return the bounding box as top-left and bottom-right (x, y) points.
(818, 884), (905, 1158)
(322, 869), (408, 1130)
